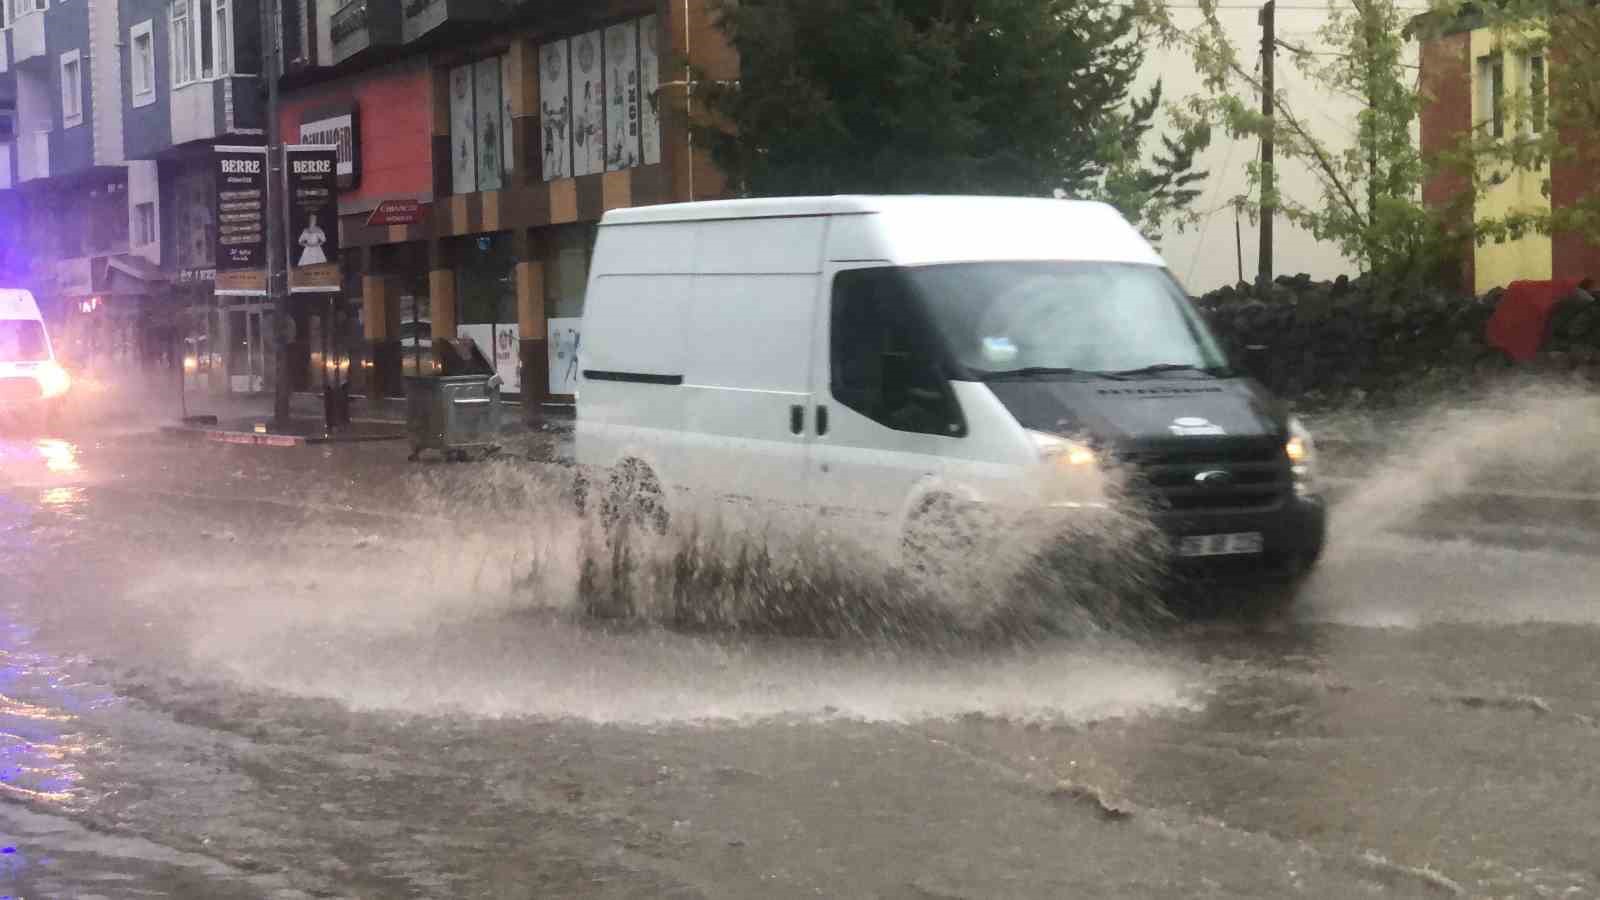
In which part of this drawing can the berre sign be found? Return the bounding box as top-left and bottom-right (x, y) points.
(212, 145), (269, 296)
(285, 144), (343, 293)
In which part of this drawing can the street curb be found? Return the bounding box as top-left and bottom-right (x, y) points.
(160, 426), (407, 447)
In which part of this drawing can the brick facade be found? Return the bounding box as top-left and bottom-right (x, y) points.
(1419, 30), (1474, 292)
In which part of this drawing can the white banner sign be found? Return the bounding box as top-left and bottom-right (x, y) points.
(604, 21), (640, 172)
(548, 317), (581, 396)
(539, 39), (572, 181)
(571, 30), (605, 177)
(639, 14), (662, 166)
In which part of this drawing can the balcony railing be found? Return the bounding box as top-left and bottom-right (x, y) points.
(10, 9), (45, 66)
(331, 0), (401, 65)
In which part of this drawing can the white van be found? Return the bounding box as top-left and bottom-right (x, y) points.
(576, 196), (1325, 584)
(0, 289), (71, 416)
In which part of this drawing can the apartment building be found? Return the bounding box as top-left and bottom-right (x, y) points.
(0, 0), (736, 407)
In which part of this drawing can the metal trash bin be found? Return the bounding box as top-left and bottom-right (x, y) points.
(404, 338), (503, 461)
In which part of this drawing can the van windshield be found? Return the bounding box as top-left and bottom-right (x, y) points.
(902, 262), (1230, 380)
(0, 320), (50, 362)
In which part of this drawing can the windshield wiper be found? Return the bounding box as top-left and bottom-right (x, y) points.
(979, 366), (1130, 382)
(1105, 363), (1232, 379)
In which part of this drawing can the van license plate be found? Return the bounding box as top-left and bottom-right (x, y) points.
(1178, 532), (1263, 557)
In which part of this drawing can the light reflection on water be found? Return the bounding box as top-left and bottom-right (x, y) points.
(32, 440), (79, 475)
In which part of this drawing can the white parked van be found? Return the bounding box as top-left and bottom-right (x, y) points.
(576, 196), (1325, 584)
(0, 289), (71, 417)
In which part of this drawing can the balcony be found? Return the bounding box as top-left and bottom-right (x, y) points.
(401, 0), (499, 45)
(331, 0), (402, 65)
(10, 10), (45, 67)
(16, 130), (47, 182)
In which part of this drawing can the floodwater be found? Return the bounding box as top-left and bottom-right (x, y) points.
(0, 386), (1596, 897)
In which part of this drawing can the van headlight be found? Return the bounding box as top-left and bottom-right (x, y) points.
(1286, 416), (1316, 495)
(1029, 430), (1097, 468)
(35, 362), (71, 399)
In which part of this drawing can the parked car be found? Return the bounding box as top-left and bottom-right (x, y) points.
(576, 196), (1326, 592)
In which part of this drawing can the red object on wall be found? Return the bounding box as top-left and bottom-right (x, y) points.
(278, 64), (433, 207)
(1485, 279), (1584, 362)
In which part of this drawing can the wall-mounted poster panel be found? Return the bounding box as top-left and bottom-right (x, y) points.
(604, 21), (640, 172)
(571, 30), (605, 177)
(474, 57), (504, 191)
(639, 15), (662, 166)
(540, 39), (572, 181)
(449, 64), (477, 195)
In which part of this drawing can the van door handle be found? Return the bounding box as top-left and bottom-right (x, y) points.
(816, 405), (829, 436)
(790, 404), (804, 435)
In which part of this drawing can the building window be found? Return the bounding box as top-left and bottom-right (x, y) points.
(131, 21), (156, 105)
(198, 0), (214, 77)
(172, 0), (193, 84)
(60, 50), (83, 129)
(5, 0), (48, 25)
(135, 202), (157, 246)
(1479, 54), (1504, 138)
(214, 0), (230, 76)
(1528, 54), (1546, 135)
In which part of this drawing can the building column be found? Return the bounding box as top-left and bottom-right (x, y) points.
(361, 245), (401, 397)
(429, 239), (458, 341)
(514, 228), (548, 412)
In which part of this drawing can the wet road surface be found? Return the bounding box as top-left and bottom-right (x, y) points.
(0, 415), (1596, 898)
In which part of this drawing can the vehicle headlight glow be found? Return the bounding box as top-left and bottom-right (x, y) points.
(1029, 430), (1097, 468)
(1287, 416), (1316, 495)
(35, 362), (71, 399)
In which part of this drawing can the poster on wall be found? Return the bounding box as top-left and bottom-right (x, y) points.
(212, 145), (268, 296)
(493, 323), (520, 393)
(284, 144), (342, 293)
(548, 317), (581, 396)
(571, 30), (605, 177)
(474, 57), (503, 191)
(500, 56), (515, 182)
(639, 15), (662, 166)
(605, 21), (640, 172)
(539, 39), (572, 181)
(450, 64), (477, 195)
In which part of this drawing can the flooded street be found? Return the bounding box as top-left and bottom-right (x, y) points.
(0, 417), (1597, 898)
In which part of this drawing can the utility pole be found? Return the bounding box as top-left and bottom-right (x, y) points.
(262, 0), (290, 426)
(1258, 0), (1275, 290)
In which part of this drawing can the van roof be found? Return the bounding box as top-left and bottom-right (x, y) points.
(601, 195), (1117, 226)
(0, 289), (41, 321)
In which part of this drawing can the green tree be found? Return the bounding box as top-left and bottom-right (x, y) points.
(693, 0), (1210, 236)
(1146, 0), (1463, 287)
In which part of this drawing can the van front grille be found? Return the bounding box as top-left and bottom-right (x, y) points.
(1115, 438), (1291, 513)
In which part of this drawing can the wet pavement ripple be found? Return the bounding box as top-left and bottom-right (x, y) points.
(0, 415), (1596, 898)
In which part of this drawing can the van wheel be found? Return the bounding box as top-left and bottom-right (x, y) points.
(901, 493), (982, 583)
(601, 459), (669, 536)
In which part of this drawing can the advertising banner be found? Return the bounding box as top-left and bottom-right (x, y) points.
(450, 64), (477, 194)
(604, 21), (640, 172)
(474, 57), (504, 191)
(571, 30), (605, 177)
(548, 317), (581, 396)
(212, 145), (268, 296)
(285, 144), (342, 293)
(539, 39), (572, 181)
(493, 323), (520, 393)
(639, 15), (662, 166)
